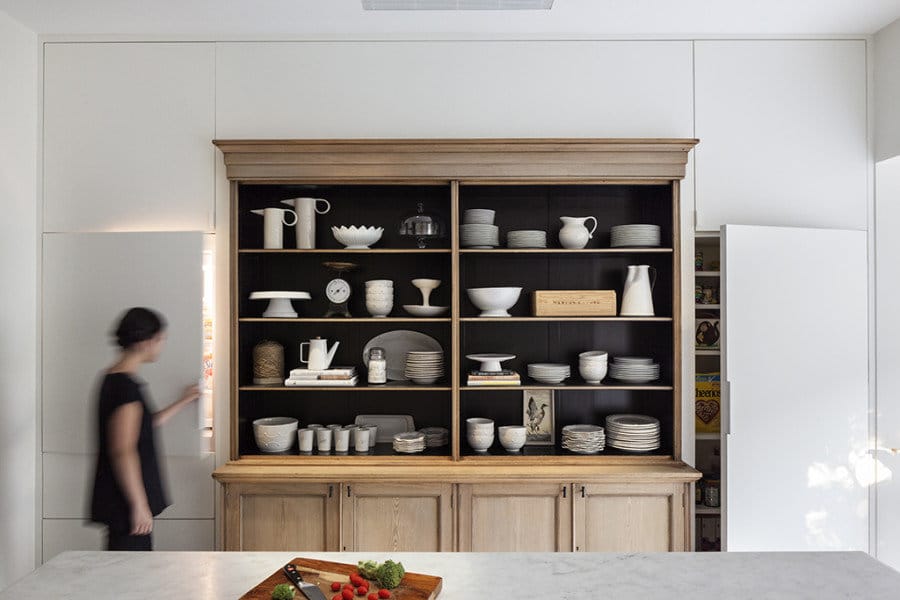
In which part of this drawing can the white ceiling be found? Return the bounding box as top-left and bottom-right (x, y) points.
(2, 0), (899, 37)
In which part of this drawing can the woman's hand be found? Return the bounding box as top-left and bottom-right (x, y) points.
(179, 384), (201, 405)
(153, 383), (201, 427)
(130, 503), (154, 535)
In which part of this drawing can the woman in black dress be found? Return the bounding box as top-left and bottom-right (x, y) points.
(90, 307), (200, 551)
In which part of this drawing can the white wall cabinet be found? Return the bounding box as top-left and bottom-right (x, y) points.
(215, 41), (694, 139)
(694, 41), (867, 231)
(43, 43), (215, 232)
(42, 518), (214, 560)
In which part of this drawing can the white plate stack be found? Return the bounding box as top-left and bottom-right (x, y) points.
(610, 224), (661, 248)
(605, 414), (660, 452)
(393, 432), (426, 454)
(561, 424), (606, 454)
(404, 350), (445, 385)
(461, 208), (499, 248)
(419, 427), (449, 448)
(608, 357), (660, 383)
(507, 230), (547, 249)
(527, 363), (571, 384)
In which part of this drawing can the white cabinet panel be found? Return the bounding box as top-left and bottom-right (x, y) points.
(153, 519), (215, 551)
(43, 453), (215, 519)
(42, 232), (203, 456)
(43, 43), (215, 232)
(42, 518), (214, 561)
(695, 41), (867, 230)
(723, 225), (868, 551)
(216, 41), (693, 139)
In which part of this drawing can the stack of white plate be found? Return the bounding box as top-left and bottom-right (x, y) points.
(461, 224), (500, 248)
(561, 424), (606, 454)
(527, 363), (571, 384)
(610, 224), (661, 248)
(605, 414), (660, 452)
(404, 351), (445, 385)
(608, 357), (660, 383)
(507, 230), (547, 248)
(419, 427), (449, 448)
(393, 432), (426, 454)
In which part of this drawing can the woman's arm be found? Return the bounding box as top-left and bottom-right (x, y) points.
(107, 402), (153, 535)
(152, 384), (200, 427)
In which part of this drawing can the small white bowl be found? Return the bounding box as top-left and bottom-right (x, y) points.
(579, 363), (608, 384)
(365, 279), (393, 287)
(463, 208), (496, 224)
(467, 432), (495, 452)
(467, 287), (522, 318)
(467, 417), (495, 430)
(499, 425), (527, 452)
(579, 351), (609, 361)
(253, 417), (299, 453)
(332, 226), (384, 249)
(403, 305), (449, 317)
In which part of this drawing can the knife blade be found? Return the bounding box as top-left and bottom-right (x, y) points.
(283, 563), (329, 600)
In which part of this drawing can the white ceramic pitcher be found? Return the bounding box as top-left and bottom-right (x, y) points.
(251, 208), (298, 249)
(300, 336), (340, 371)
(281, 197), (331, 249)
(620, 265), (657, 316)
(558, 216), (598, 249)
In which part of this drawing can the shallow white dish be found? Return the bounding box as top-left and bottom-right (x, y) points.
(252, 417), (298, 453)
(355, 414), (416, 443)
(362, 330), (442, 380)
(467, 287), (522, 317)
(331, 225), (384, 249)
(402, 304), (450, 317)
(249, 291), (312, 318)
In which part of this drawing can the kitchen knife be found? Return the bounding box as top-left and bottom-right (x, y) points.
(283, 563), (329, 600)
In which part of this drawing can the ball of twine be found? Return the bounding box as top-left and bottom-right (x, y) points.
(253, 340), (284, 379)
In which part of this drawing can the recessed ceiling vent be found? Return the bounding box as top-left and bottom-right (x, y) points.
(363, 0), (553, 10)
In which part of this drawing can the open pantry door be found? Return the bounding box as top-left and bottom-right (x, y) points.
(722, 225), (868, 551)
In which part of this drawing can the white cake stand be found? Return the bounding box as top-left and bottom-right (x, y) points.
(466, 353), (516, 373)
(249, 291), (311, 318)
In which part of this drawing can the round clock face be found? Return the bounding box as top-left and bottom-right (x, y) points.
(325, 278), (351, 304)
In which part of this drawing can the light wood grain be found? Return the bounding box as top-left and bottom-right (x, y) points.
(459, 248), (673, 254)
(532, 290), (617, 317)
(238, 248), (451, 254)
(450, 181), (461, 462)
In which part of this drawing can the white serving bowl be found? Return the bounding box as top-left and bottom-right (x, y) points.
(402, 304), (450, 317)
(331, 226), (384, 249)
(498, 425), (527, 451)
(579, 362), (608, 384)
(467, 287), (522, 317)
(366, 301), (393, 318)
(253, 417), (299, 453)
(467, 432), (495, 452)
(579, 351), (609, 361)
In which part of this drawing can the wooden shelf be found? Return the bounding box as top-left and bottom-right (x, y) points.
(461, 382), (673, 392)
(695, 349), (721, 356)
(460, 316), (672, 322)
(240, 317), (452, 323)
(696, 433), (721, 441)
(241, 383), (451, 392)
(695, 304), (721, 309)
(239, 248), (451, 254)
(695, 505), (721, 515)
(460, 248), (673, 254)
(695, 271), (721, 276)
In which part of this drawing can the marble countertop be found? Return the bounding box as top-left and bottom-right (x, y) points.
(2, 550), (898, 599)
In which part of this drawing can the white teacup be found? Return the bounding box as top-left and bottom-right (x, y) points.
(297, 428), (314, 452)
(499, 425), (527, 452)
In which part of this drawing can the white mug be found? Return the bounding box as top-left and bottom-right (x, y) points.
(297, 428), (314, 452)
(282, 197), (331, 249)
(354, 427), (371, 452)
(334, 428), (350, 452)
(251, 208), (298, 249)
(316, 427), (333, 453)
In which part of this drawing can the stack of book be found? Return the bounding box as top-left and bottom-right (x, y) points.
(284, 366), (358, 387)
(466, 370), (521, 386)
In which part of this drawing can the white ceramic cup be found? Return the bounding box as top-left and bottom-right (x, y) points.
(354, 427), (371, 452)
(297, 428), (314, 452)
(316, 427), (333, 453)
(334, 428), (350, 452)
(499, 425), (527, 452)
(365, 424), (379, 448)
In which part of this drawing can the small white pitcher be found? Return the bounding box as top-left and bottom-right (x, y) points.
(558, 216), (598, 249)
(251, 208), (298, 249)
(620, 265), (657, 316)
(281, 197), (331, 249)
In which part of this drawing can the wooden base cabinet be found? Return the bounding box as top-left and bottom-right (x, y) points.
(223, 483), (340, 551)
(457, 483), (572, 552)
(573, 483), (687, 552)
(342, 483), (454, 552)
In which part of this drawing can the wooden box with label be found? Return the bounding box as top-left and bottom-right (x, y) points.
(532, 290), (617, 317)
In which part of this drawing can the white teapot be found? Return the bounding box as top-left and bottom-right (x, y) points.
(300, 337), (340, 371)
(558, 216), (598, 249)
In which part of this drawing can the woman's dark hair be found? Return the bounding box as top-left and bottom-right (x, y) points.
(113, 307), (166, 349)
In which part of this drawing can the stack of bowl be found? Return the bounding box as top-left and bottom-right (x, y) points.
(578, 351), (609, 384)
(365, 279), (393, 317)
(466, 417), (495, 452)
(461, 208), (499, 248)
(527, 363), (571, 384)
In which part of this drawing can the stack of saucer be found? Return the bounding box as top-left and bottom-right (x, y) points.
(608, 357), (660, 383)
(610, 224), (661, 247)
(404, 351), (445, 385)
(562, 424), (606, 454)
(527, 363), (571, 384)
(419, 427), (449, 448)
(393, 432), (426, 454)
(605, 414), (660, 452)
(507, 230), (547, 249)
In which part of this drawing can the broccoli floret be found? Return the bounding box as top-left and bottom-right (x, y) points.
(376, 560), (405, 589)
(271, 583), (295, 600)
(358, 560), (381, 580)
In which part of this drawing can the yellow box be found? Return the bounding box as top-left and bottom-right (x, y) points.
(695, 372), (721, 433)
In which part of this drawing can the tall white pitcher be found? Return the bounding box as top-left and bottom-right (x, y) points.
(251, 208), (298, 249)
(281, 197), (331, 249)
(620, 265), (657, 316)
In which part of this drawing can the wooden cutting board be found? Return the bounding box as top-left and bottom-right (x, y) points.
(240, 557), (442, 600)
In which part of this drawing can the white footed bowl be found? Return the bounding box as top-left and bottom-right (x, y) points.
(499, 425), (527, 451)
(467, 432), (495, 451)
(466, 417), (495, 431)
(403, 305), (449, 317)
(253, 417), (298, 453)
(579, 362), (608, 384)
(579, 351), (609, 361)
(366, 301), (393, 317)
(332, 226), (384, 249)
(467, 287), (522, 317)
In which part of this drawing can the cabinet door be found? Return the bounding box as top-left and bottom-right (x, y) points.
(224, 483), (340, 551)
(342, 483), (453, 552)
(457, 483), (572, 552)
(574, 483), (685, 552)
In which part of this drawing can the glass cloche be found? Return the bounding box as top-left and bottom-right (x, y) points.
(399, 202), (446, 248)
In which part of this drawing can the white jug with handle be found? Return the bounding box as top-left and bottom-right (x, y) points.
(620, 265), (657, 316)
(300, 337), (340, 371)
(281, 197), (331, 249)
(251, 208), (298, 249)
(558, 216), (598, 249)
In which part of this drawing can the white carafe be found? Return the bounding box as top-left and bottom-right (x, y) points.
(251, 208), (298, 249)
(300, 336), (340, 371)
(281, 197), (331, 249)
(558, 216), (598, 249)
(620, 265), (657, 316)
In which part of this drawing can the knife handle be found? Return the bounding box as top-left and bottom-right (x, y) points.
(283, 563), (304, 587)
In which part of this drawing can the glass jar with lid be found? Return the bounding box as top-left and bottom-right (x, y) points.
(367, 347), (387, 384)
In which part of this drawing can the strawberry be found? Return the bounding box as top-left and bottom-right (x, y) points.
(331, 582), (342, 592)
(368, 594), (378, 600)
(343, 583), (355, 590)
(342, 589), (355, 600)
(378, 590), (391, 599)
(332, 595), (342, 600)
(350, 574), (365, 587)
(356, 586), (367, 596)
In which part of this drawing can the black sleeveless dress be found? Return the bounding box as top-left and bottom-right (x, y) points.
(90, 373), (169, 532)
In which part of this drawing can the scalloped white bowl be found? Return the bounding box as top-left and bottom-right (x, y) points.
(331, 226), (384, 249)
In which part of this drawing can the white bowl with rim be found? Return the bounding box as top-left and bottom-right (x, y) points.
(467, 287), (522, 317)
(253, 417), (299, 453)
